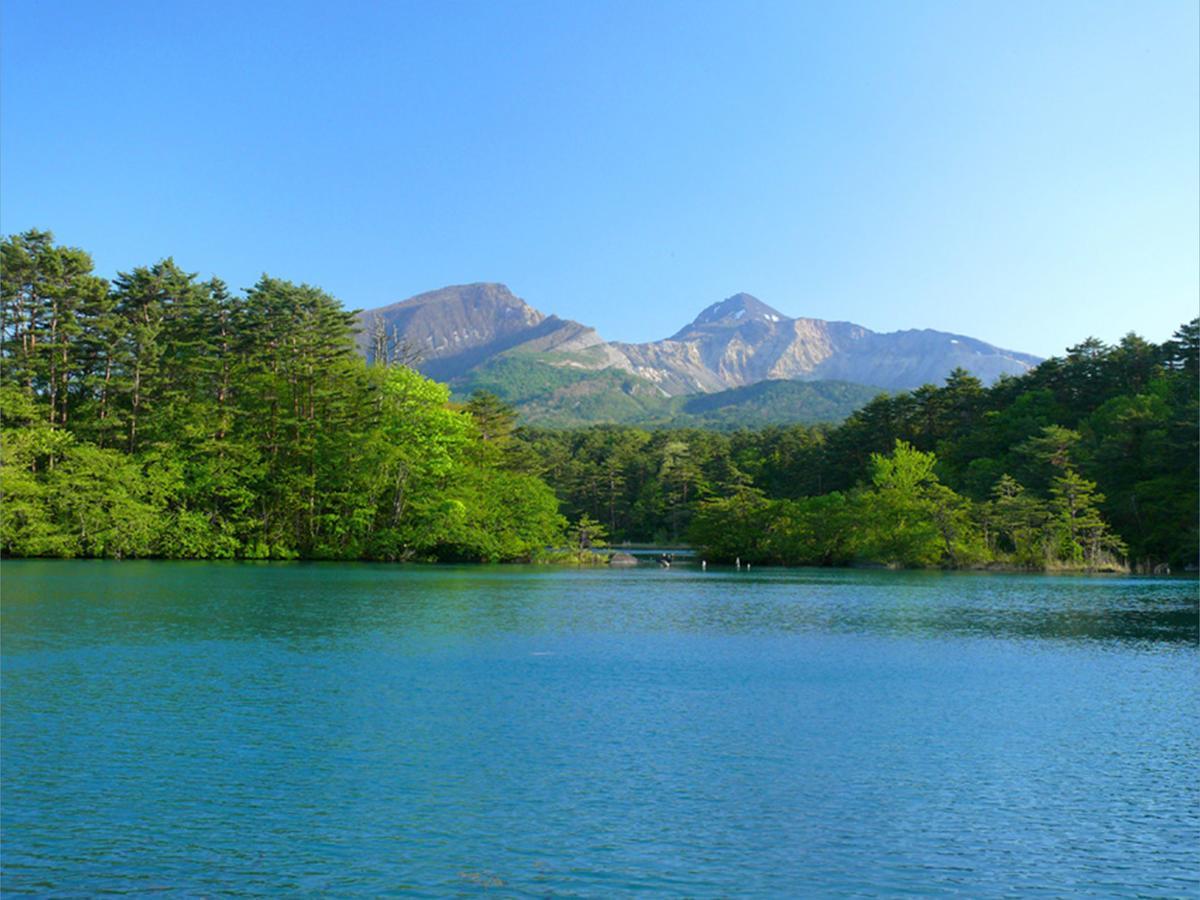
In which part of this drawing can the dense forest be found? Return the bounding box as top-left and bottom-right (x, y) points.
(520, 324), (1198, 570)
(0, 230), (564, 561)
(2, 230), (1196, 571)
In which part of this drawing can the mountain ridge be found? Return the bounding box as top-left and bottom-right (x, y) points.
(355, 282), (1041, 424)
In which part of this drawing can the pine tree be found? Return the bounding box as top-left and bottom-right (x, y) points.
(1048, 469), (1125, 567)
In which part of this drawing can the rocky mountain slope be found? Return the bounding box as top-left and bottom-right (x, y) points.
(611, 293), (1039, 393)
(355, 283), (1040, 424)
(356, 283), (624, 383)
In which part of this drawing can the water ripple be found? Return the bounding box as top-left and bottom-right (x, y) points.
(2, 561), (1196, 896)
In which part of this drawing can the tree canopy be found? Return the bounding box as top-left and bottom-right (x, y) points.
(518, 323), (1197, 570)
(3, 230), (1195, 571)
(1, 231), (564, 561)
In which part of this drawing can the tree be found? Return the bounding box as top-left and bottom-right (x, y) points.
(984, 474), (1047, 565)
(765, 493), (860, 566)
(1014, 424), (1081, 492)
(659, 438), (705, 541)
(857, 440), (982, 567)
(688, 486), (768, 562)
(1162, 319), (1198, 377)
(569, 514), (608, 551)
(1, 230), (109, 430)
(1047, 469), (1125, 568)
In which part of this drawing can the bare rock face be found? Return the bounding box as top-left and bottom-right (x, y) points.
(608, 340), (728, 394)
(603, 293), (1039, 392)
(606, 295), (867, 392)
(356, 283), (604, 382)
(356, 285), (1040, 395)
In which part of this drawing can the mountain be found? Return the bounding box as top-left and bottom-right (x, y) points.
(609, 292), (1039, 394)
(355, 283), (623, 383)
(355, 284), (1041, 426)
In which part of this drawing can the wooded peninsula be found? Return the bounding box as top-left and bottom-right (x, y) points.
(2, 231), (1196, 571)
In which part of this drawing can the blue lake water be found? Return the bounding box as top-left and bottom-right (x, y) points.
(2, 561), (1197, 896)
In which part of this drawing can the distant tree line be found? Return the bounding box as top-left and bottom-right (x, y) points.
(2, 230), (1195, 571)
(517, 323), (1198, 570)
(1, 230), (563, 560)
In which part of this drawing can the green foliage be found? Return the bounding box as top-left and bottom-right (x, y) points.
(536, 322), (1198, 571)
(454, 353), (606, 402)
(568, 513), (608, 551)
(983, 475), (1048, 566)
(1046, 469), (1125, 568)
(689, 487), (770, 562)
(454, 353), (882, 429)
(3, 229), (1192, 572)
(856, 441), (967, 567)
(669, 380), (884, 429)
(422, 468), (566, 563)
(765, 493), (860, 566)
(0, 231), (565, 562)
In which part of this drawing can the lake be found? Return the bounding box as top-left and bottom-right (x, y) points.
(2, 561), (1196, 896)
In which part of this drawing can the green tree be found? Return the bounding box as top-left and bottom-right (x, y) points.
(688, 486), (769, 562)
(856, 440), (983, 567)
(659, 438), (705, 541)
(569, 513), (608, 551)
(1047, 469), (1125, 568)
(984, 474), (1048, 566)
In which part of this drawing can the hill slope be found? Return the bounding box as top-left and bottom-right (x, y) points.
(452, 354), (882, 428)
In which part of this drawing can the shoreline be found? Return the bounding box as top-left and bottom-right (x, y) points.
(2, 554), (1192, 577)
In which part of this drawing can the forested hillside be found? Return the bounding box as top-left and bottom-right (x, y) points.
(0, 231), (563, 561)
(453, 352), (882, 428)
(518, 325), (1198, 570)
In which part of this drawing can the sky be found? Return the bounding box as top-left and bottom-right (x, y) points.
(1, 0), (1196, 358)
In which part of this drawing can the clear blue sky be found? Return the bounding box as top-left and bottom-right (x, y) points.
(2, 0), (1196, 357)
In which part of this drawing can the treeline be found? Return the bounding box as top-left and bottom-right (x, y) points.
(3, 230), (1195, 571)
(517, 324), (1198, 570)
(1, 230), (564, 561)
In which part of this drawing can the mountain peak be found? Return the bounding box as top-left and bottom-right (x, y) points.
(392, 281), (529, 311)
(359, 284), (1041, 399)
(691, 293), (788, 327)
